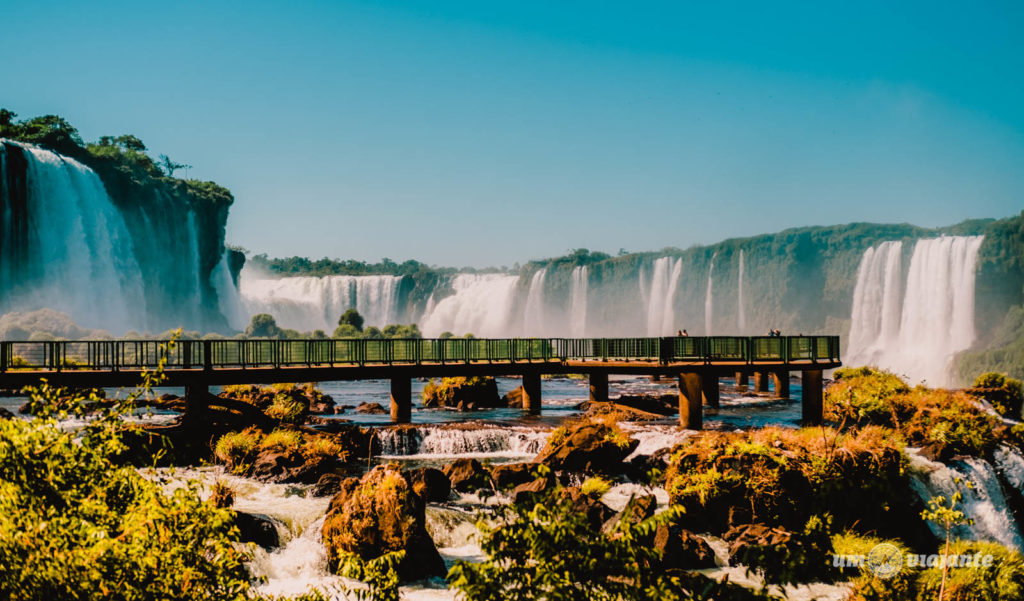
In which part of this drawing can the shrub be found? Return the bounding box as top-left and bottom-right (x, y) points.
(265, 393), (307, 423)
(915, 540), (1024, 601)
(832, 532), (917, 601)
(209, 480), (235, 508)
(968, 372), (1024, 418)
(303, 435), (345, 461)
(214, 428), (262, 473)
(259, 428), (304, 453)
(579, 476), (612, 497)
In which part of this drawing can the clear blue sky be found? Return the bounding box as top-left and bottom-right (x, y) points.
(3, 1), (1023, 267)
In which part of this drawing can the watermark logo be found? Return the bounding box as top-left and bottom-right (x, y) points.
(833, 544), (996, 579)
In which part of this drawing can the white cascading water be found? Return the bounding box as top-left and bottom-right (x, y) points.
(846, 236), (984, 386)
(238, 267), (404, 332)
(419, 273), (519, 337)
(521, 269), (547, 335)
(737, 250), (745, 333)
(375, 425), (550, 459)
(0, 142), (147, 333)
(704, 253), (716, 335)
(908, 450), (1024, 551)
(645, 257), (683, 336)
(569, 266), (588, 337)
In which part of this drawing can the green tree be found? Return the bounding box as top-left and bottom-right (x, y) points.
(245, 313), (281, 338)
(158, 154), (191, 178)
(921, 480), (975, 601)
(339, 308), (365, 332)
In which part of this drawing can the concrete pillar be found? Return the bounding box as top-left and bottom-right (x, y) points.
(390, 377), (412, 423)
(589, 372), (609, 404)
(523, 372), (542, 415)
(678, 372), (703, 430)
(753, 371), (770, 393)
(802, 370), (823, 426)
(772, 371), (791, 399)
(735, 371), (749, 391)
(184, 384), (208, 418)
(701, 375), (720, 409)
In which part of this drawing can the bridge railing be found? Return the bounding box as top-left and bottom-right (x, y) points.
(0, 335), (840, 372)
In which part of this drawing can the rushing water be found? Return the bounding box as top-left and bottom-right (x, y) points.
(704, 253), (716, 335)
(569, 266), (588, 338)
(846, 236), (984, 386)
(737, 249), (746, 333)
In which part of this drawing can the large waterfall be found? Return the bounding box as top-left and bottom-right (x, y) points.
(645, 257), (683, 336)
(847, 236), (984, 386)
(737, 250), (745, 333)
(238, 269), (404, 332)
(570, 266), (588, 337)
(419, 273), (519, 337)
(704, 253), (716, 335)
(0, 140), (233, 334)
(522, 269), (547, 335)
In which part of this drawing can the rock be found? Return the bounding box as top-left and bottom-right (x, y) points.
(250, 449), (342, 484)
(0, 407), (14, 419)
(653, 524), (717, 569)
(723, 523), (794, 561)
(422, 377), (502, 409)
(404, 467), (451, 502)
(561, 487), (616, 530)
(310, 393), (337, 415)
(511, 476), (558, 505)
(322, 465), (446, 582)
(442, 458), (492, 493)
(491, 462), (537, 490)
(502, 386), (527, 409)
(312, 473), (346, 497)
(356, 402), (387, 415)
(234, 511), (281, 549)
(534, 420), (639, 475)
(625, 452), (668, 483)
(920, 440), (955, 463)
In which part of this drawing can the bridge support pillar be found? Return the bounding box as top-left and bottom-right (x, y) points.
(772, 372), (791, 399)
(753, 371), (770, 393)
(523, 373), (542, 415)
(184, 385), (208, 418)
(802, 370), (823, 426)
(678, 372), (703, 430)
(390, 377), (412, 424)
(701, 375), (720, 409)
(589, 372), (609, 404)
(735, 371), (749, 391)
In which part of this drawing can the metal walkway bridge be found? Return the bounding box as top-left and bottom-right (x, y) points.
(0, 335), (841, 429)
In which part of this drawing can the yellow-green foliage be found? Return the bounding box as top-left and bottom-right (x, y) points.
(664, 426), (907, 535)
(264, 393), (307, 423)
(0, 361), (256, 600)
(209, 480), (235, 509)
(826, 369), (1001, 457)
(303, 435), (344, 461)
(259, 428), (303, 452)
(214, 428), (262, 473)
(832, 532), (917, 601)
(579, 476), (612, 497)
(421, 376), (495, 406)
(970, 371), (1024, 418)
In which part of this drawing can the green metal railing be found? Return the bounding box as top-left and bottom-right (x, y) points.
(0, 336), (840, 372)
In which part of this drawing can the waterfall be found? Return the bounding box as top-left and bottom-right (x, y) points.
(846, 236), (983, 386)
(419, 273), (519, 337)
(375, 425), (550, 458)
(569, 266), (588, 337)
(522, 268), (547, 335)
(737, 250), (745, 333)
(0, 141), (146, 333)
(908, 450), (1024, 550)
(645, 257), (682, 336)
(704, 253), (716, 335)
(238, 267), (404, 332)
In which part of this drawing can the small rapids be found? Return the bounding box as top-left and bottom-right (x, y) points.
(375, 424), (550, 459)
(907, 449), (1024, 550)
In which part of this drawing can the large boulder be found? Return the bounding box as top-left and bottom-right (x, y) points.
(561, 486), (616, 531)
(491, 462), (537, 491)
(501, 386), (527, 409)
(422, 377), (502, 409)
(322, 465), (446, 582)
(355, 402), (387, 415)
(511, 475), (558, 505)
(534, 419), (639, 475)
(442, 458), (492, 493)
(234, 511), (281, 549)
(250, 448), (342, 484)
(404, 467), (451, 502)
(653, 524), (717, 569)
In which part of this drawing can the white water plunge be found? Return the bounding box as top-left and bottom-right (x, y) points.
(737, 250), (746, 333)
(569, 266), (588, 338)
(419, 273), (519, 338)
(239, 267), (404, 332)
(704, 253), (716, 335)
(645, 257), (683, 336)
(521, 269), (547, 335)
(846, 236), (984, 387)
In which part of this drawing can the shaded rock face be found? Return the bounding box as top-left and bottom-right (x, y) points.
(234, 511), (281, 549)
(561, 487), (616, 531)
(443, 458), (492, 493)
(249, 448), (342, 485)
(534, 421), (639, 475)
(491, 462), (537, 491)
(422, 377), (502, 410)
(322, 466), (446, 582)
(403, 467), (451, 503)
(0, 407), (14, 419)
(511, 476), (558, 505)
(311, 473), (346, 497)
(501, 386), (526, 409)
(654, 525), (716, 570)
